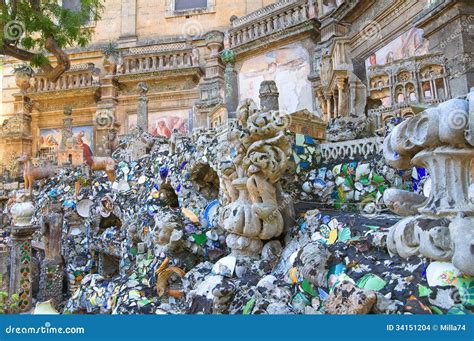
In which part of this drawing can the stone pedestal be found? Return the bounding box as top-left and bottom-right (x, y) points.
(383, 92), (474, 275)
(8, 224), (38, 312)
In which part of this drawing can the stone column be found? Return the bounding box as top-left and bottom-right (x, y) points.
(221, 49), (239, 118)
(259, 81), (280, 112)
(137, 82), (149, 133)
(325, 93), (332, 121)
(332, 90), (338, 117)
(96, 66), (120, 157)
(337, 78), (345, 117)
(38, 199), (64, 307)
(8, 191), (37, 312)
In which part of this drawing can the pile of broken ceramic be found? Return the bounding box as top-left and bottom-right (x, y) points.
(28, 129), (472, 316)
(299, 158), (416, 213)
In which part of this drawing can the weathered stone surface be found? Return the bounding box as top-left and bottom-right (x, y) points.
(384, 90), (474, 275)
(324, 281), (377, 315)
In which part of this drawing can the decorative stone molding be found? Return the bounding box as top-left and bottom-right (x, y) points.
(383, 89), (474, 275)
(320, 136), (383, 162)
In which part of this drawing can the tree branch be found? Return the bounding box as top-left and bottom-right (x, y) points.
(2, 38), (71, 83)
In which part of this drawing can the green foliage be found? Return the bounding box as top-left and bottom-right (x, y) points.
(103, 40), (119, 57)
(0, 275), (20, 314)
(1, 0), (105, 67)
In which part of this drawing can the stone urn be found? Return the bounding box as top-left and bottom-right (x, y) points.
(10, 191), (35, 226)
(14, 67), (33, 92)
(103, 55), (117, 74)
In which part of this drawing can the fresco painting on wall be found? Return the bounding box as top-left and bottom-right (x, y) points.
(239, 42), (313, 114)
(365, 28), (429, 68)
(39, 126), (94, 153)
(128, 110), (189, 138)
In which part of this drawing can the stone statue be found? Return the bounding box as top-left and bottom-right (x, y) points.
(219, 89), (292, 257)
(383, 88), (474, 275)
(39, 197), (63, 262)
(17, 154), (58, 196)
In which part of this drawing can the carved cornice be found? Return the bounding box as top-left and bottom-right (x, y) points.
(115, 67), (203, 84)
(28, 86), (100, 101)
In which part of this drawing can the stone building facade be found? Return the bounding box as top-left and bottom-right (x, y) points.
(0, 0), (473, 173)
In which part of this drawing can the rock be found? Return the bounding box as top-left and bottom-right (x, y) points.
(266, 302), (294, 314)
(324, 281), (376, 314)
(212, 255), (237, 277)
(428, 288), (456, 310)
(372, 293), (402, 314)
(295, 242), (330, 288)
(256, 275), (277, 293)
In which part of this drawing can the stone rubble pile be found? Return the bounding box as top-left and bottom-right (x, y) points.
(3, 92), (473, 316)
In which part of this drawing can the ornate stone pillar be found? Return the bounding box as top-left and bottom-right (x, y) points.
(332, 90), (338, 118)
(336, 78), (345, 117)
(136, 82), (149, 133)
(38, 198), (64, 307)
(325, 93), (332, 121)
(221, 49), (239, 118)
(383, 93), (474, 275)
(8, 191), (38, 312)
(195, 31), (225, 129)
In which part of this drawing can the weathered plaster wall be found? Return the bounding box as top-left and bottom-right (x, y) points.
(238, 42), (313, 113)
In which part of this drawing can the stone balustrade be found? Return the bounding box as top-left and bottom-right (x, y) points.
(319, 137), (383, 162)
(32, 63), (97, 93)
(121, 49), (198, 75)
(228, 0), (310, 48)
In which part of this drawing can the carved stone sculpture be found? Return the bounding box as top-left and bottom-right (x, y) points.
(17, 154), (58, 196)
(383, 88), (474, 275)
(219, 91), (291, 257)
